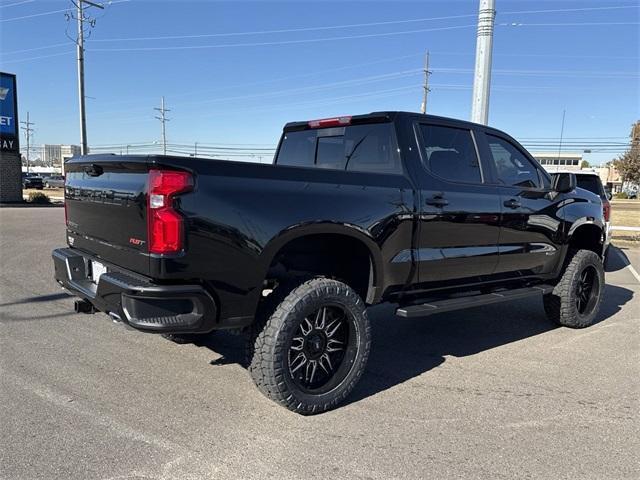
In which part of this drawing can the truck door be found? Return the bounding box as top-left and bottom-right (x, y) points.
(478, 132), (564, 278)
(411, 120), (501, 287)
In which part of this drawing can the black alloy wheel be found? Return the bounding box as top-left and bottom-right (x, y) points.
(287, 304), (352, 394)
(575, 265), (600, 317)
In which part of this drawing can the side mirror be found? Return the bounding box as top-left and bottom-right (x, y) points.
(552, 172), (576, 193)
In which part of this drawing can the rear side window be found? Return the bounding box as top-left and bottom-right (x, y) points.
(418, 124), (482, 184)
(275, 123), (401, 174)
(576, 175), (605, 197)
(275, 130), (316, 167)
(486, 135), (541, 188)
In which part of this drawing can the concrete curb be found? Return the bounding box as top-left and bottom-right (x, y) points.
(612, 226), (640, 232)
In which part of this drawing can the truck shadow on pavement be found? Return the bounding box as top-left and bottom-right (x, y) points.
(0, 292), (70, 308)
(605, 246), (634, 273)
(192, 283), (633, 408)
(345, 283), (633, 405)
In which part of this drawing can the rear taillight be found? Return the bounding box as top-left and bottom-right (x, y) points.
(603, 201), (611, 222)
(147, 169), (193, 254)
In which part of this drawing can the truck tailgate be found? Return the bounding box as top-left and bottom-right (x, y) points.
(64, 155), (151, 276)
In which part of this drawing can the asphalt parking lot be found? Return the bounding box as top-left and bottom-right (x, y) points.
(1, 207), (638, 480)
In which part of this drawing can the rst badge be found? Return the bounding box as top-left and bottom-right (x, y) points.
(129, 237), (145, 247)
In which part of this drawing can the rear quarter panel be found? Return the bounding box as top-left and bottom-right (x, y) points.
(156, 157), (415, 322)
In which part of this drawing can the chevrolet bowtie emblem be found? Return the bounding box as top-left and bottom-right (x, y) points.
(0, 87), (8, 101)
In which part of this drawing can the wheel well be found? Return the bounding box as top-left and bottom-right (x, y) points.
(570, 224), (603, 256)
(266, 234), (374, 302)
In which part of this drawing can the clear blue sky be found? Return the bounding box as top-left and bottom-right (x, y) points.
(1, 0), (638, 164)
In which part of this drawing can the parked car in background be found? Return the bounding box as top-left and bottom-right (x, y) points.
(43, 175), (65, 188)
(22, 173), (43, 190)
(552, 170), (611, 254)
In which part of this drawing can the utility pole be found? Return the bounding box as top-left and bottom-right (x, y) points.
(20, 112), (35, 173)
(68, 0), (104, 155)
(154, 96), (170, 155)
(420, 50), (431, 114)
(194, 141), (198, 157)
(470, 0), (496, 125)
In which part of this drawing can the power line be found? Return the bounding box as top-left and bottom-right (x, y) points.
(88, 24), (478, 52)
(0, 51), (75, 64)
(0, 6), (70, 22)
(92, 12), (482, 42)
(0, 0), (35, 9)
(0, 0), (129, 22)
(0, 42), (69, 56)
(86, 21), (639, 52)
(501, 21), (640, 27)
(84, 5), (639, 43)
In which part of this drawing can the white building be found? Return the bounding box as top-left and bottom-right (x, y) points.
(533, 152), (583, 172)
(41, 144), (81, 166)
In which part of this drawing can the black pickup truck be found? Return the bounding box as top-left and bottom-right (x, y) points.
(53, 112), (606, 414)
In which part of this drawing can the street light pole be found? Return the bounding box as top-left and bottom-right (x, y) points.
(470, 0), (496, 125)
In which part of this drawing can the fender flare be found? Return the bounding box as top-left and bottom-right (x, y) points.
(567, 216), (605, 239)
(259, 222), (385, 304)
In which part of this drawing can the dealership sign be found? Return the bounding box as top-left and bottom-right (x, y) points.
(0, 72), (19, 152)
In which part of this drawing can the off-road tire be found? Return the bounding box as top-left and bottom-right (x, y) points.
(247, 277), (371, 415)
(544, 249), (604, 328)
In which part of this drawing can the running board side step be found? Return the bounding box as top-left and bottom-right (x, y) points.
(396, 285), (554, 318)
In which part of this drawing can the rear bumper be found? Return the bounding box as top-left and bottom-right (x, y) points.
(52, 247), (218, 334)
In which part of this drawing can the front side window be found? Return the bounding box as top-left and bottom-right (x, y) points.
(486, 134), (541, 188)
(418, 124), (482, 184)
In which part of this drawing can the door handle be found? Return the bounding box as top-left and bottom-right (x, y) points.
(503, 198), (521, 209)
(426, 194), (449, 207)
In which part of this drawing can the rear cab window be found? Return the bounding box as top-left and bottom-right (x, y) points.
(576, 175), (605, 198)
(416, 123), (483, 184)
(275, 123), (402, 174)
